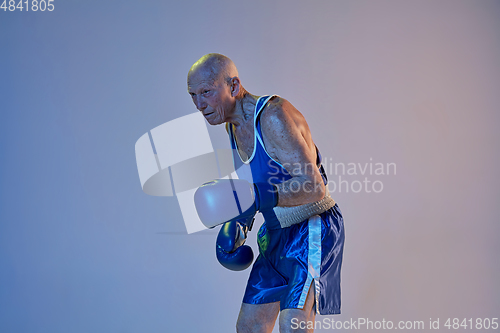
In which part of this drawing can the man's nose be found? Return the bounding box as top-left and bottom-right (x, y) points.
(194, 96), (207, 111)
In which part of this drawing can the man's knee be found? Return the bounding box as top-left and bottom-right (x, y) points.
(235, 317), (251, 333)
(236, 317), (262, 333)
(279, 309), (316, 333)
(236, 314), (273, 333)
(237, 302), (279, 333)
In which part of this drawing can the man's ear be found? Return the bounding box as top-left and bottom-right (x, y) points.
(230, 77), (241, 97)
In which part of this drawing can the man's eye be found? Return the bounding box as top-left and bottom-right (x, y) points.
(203, 90), (210, 94)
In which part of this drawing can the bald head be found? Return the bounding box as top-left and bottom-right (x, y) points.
(187, 54), (248, 122)
(188, 53), (239, 86)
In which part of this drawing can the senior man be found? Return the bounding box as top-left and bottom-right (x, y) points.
(189, 53), (345, 333)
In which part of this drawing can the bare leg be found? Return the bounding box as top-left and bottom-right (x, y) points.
(279, 284), (316, 333)
(236, 301), (280, 333)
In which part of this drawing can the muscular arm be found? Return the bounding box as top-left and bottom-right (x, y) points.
(260, 97), (325, 207)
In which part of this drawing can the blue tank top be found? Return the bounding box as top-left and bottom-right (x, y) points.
(228, 95), (292, 185)
(228, 95), (327, 229)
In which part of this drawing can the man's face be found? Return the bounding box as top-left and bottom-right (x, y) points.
(187, 68), (233, 125)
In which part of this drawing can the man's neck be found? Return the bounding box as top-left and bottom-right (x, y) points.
(228, 93), (258, 128)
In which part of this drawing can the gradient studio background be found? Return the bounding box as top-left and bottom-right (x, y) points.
(1, 0), (499, 332)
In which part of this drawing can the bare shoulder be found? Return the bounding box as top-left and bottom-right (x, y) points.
(262, 96), (297, 117)
(260, 96), (311, 138)
(258, 96), (316, 166)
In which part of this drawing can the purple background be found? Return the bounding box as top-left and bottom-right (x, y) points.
(1, 1), (499, 332)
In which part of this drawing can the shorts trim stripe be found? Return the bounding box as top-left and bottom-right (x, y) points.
(297, 215), (321, 313)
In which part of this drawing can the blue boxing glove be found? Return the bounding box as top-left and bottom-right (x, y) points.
(216, 215), (255, 271)
(194, 179), (278, 229)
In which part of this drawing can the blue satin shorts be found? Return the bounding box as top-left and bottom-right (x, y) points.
(242, 204), (345, 315)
